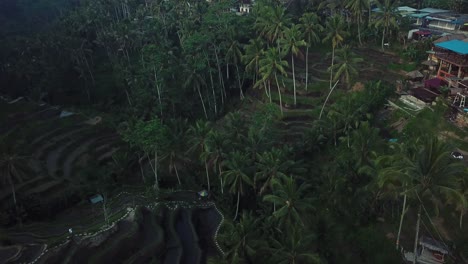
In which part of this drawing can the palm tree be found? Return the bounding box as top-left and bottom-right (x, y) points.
(328, 45), (363, 89)
(268, 227), (321, 264)
(255, 148), (293, 195)
(346, 0), (369, 46)
(163, 119), (190, 186)
(202, 130), (229, 193)
(318, 0), (344, 16)
(243, 38), (265, 88)
(374, 0), (399, 51)
(323, 15), (347, 90)
(257, 47), (289, 115)
(187, 120), (212, 190)
(255, 5), (291, 47)
(263, 176), (313, 227)
(299, 12), (323, 91)
(225, 28), (245, 99)
(0, 141), (29, 217)
(183, 63), (208, 119)
(222, 151), (254, 221)
(281, 25), (306, 106)
(220, 212), (263, 263)
(378, 137), (465, 261)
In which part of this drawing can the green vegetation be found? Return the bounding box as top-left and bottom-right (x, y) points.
(1, 0), (468, 263)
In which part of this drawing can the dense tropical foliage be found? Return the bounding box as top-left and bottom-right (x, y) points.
(1, 0), (468, 263)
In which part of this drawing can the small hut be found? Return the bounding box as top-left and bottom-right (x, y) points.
(403, 236), (449, 264)
(406, 70), (424, 81)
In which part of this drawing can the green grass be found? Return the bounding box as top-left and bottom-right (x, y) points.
(387, 62), (417, 72)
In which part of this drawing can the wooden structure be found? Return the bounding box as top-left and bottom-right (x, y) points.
(431, 39), (468, 90)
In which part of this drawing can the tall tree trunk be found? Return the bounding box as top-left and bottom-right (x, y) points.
(138, 153), (145, 183)
(154, 150), (159, 190)
(396, 192), (408, 250)
(292, 54), (297, 106)
(102, 194), (109, 226)
(213, 47), (226, 103)
(153, 67), (163, 118)
(205, 52), (218, 115)
(235, 64), (244, 100)
(358, 16), (362, 46)
(7, 170), (17, 214)
(274, 73), (283, 115)
(368, 0), (371, 25)
(329, 45), (335, 90)
(174, 165), (182, 186)
(219, 164), (224, 194)
(234, 191), (240, 221)
(319, 80), (339, 120)
(460, 208), (464, 229)
(413, 205), (422, 264)
(305, 45), (309, 91)
(205, 161), (211, 191)
(381, 27), (386, 52)
(197, 85), (208, 119)
(125, 89), (132, 106)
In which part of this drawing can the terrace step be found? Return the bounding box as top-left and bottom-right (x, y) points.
(62, 137), (100, 179)
(85, 220), (139, 263)
(46, 131), (97, 177)
(124, 208), (166, 263)
(34, 126), (89, 159)
(25, 180), (65, 197)
(0, 177), (51, 204)
(163, 208), (183, 264)
(176, 209), (201, 264)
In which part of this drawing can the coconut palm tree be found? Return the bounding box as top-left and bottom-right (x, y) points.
(220, 212), (263, 263)
(257, 47), (288, 115)
(0, 141), (29, 217)
(346, 0), (369, 46)
(263, 176), (313, 227)
(255, 5), (291, 47)
(267, 227), (322, 264)
(222, 151), (254, 221)
(255, 148), (293, 195)
(374, 0), (399, 51)
(183, 63), (208, 119)
(202, 130), (229, 193)
(280, 25), (306, 106)
(299, 12), (323, 91)
(163, 118), (190, 186)
(225, 28), (245, 99)
(243, 38), (265, 88)
(187, 120), (212, 190)
(378, 137), (465, 261)
(323, 15), (347, 90)
(328, 45), (363, 89)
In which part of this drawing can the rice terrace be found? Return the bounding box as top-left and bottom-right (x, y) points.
(1, 0), (468, 264)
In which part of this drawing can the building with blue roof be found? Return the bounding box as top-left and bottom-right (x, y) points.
(431, 38), (468, 89)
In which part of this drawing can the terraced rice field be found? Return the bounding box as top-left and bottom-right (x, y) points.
(4, 205), (222, 264)
(0, 98), (123, 218)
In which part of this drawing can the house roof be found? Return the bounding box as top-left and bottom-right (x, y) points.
(435, 39), (468, 55)
(89, 194), (104, 204)
(398, 6), (417, 12)
(372, 6), (416, 14)
(433, 34), (466, 43)
(410, 12), (430, 18)
(418, 8), (450, 14)
(419, 236), (449, 254)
